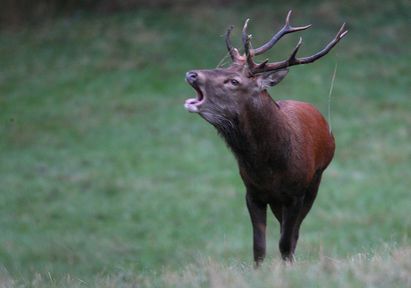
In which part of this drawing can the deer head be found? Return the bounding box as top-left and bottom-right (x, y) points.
(184, 11), (347, 126)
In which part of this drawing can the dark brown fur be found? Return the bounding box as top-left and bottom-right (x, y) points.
(184, 13), (344, 264)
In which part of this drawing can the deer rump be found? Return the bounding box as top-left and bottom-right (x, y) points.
(184, 10), (346, 264)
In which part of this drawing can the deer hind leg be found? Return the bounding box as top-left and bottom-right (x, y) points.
(288, 172), (324, 258)
(294, 172), (323, 249)
(246, 192), (267, 267)
(278, 197), (304, 262)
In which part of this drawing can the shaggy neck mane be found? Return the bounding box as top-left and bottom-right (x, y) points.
(214, 90), (291, 170)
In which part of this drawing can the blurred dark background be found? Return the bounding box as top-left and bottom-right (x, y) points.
(1, 0), (238, 28)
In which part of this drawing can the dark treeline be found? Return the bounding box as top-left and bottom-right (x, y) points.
(0, 0), (239, 28)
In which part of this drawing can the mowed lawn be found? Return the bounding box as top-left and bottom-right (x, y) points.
(0, 0), (410, 286)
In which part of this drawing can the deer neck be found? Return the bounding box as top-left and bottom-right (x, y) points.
(215, 90), (291, 170)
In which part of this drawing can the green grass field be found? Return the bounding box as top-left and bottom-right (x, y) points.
(0, 0), (410, 287)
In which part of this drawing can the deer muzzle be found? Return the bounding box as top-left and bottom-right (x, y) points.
(184, 71), (205, 113)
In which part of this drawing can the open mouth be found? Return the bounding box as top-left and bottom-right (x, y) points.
(184, 82), (205, 113)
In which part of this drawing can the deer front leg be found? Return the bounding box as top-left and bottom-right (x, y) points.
(279, 197), (304, 262)
(246, 192), (267, 267)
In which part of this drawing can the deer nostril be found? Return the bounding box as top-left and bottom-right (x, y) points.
(186, 71), (198, 82)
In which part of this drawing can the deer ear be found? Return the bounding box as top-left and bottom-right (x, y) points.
(257, 69), (289, 89)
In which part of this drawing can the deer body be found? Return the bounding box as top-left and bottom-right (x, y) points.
(184, 11), (346, 264)
(236, 97), (335, 200)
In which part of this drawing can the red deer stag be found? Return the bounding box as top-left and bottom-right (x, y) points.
(184, 11), (347, 264)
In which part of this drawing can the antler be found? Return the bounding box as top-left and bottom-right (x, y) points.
(253, 10), (311, 56)
(250, 22), (348, 74)
(225, 10), (348, 75)
(225, 25), (242, 62)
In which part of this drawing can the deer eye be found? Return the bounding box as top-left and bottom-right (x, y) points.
(230, 79), (240, 86)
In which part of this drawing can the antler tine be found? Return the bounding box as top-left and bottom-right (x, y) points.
(242, 18), (258, 72)
(252, 23), (348, 74)
(242, 18), (251, 55)
(288, 37), (303, 65)
(225, 25), (241, 62)
(253, 10), (311, 56)
(294, 22), (348, 65)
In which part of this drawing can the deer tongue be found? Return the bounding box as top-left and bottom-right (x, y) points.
(184, 86), (205, 113)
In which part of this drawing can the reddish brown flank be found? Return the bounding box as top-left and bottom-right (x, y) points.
(184, 11), (346, 265)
